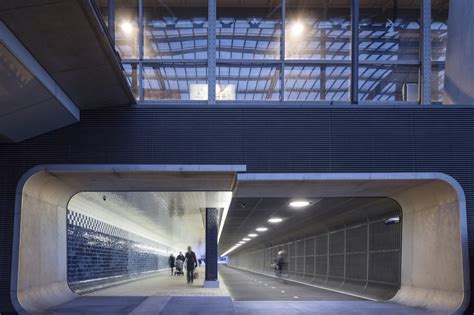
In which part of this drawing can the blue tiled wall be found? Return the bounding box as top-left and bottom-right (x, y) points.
(67, 210), (168, 291)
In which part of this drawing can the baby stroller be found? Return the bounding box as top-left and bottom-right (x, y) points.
(175, 259), (184, 276)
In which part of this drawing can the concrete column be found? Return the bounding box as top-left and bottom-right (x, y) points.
(204, 208), (219, 288)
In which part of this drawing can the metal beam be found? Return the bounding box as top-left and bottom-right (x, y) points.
(280, 0), (286, 101)
(420, 0), (432, 104)
(208, 0), (217, 103)
(350, 0), (359, 104)
(107, 0), (115, 43)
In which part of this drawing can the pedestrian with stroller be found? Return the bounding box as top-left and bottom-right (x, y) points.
(176, 251), (185, 262)
(184, 246), (198, 284)
(168, 253), (175, 276)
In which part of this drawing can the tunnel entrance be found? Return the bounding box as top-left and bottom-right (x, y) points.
(66, 191), (230, 293)
(12, 166), (469, 314)
(223, 197), (402, 301)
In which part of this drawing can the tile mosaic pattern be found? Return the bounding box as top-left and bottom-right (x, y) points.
(67, 210), (168, 291)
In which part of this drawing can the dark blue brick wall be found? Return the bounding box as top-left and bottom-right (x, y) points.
(66, 210), (168, 290)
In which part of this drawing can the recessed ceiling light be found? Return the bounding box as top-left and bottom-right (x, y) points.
(289, 200), (310, 208)
(238, 241), (245, 244)
(248, 233), (258, 237)
(256, 227), (268, 232)
(268, 218), (283, 223)
(243, 238), (251, 241)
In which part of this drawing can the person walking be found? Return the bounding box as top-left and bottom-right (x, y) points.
(184, 246), (198, 284)
(168, 253), (175, 276)
(274, 250), (287, 279)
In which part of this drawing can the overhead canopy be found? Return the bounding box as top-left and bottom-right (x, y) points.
(0, 0), (134, 142)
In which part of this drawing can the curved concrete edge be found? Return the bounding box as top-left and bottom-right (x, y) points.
(389, 174), (470, 314)
(11, 164), (246, 314)
(11, 168), (469, 314)
(12, 171), (79, 314)
(235, 172), (470, 314)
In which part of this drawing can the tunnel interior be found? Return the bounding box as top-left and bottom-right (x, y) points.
(65, 191), (401, 299)
(66, 191), (231, 293)
(222, 197), (402, 300)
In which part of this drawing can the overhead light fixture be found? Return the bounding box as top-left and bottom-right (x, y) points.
(385, 216), (400, 225)
(248, 233), (258, 237)
(289, 20), (305, 37)
(256, 227), (268, 232)
(289, 200), (310, 208)
(243, 238), (251, 241)
(238, 241), (245, 244)
(120, 21), (134, 36)
(221, 244), (240, 256)
(268, 218), (283, 223)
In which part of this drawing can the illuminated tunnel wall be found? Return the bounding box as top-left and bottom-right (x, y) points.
(66, 210), (169, 293)
(228, 203), (402, 300)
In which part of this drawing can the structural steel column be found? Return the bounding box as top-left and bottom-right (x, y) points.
(205, 207), (219, 287)
(107, 0), (115, 42)
(208, 0), (217, 103)
(138, 0), (144, 101)
(350, 0), (359, 104)
(420, 0), (432, 104)
(280, 0), (286, 102)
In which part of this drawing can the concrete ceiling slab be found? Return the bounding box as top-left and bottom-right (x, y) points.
(217, 173), (444, 255)
(218, 196), (401, 255)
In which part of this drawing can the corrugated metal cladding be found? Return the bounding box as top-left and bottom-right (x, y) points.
(1, 107), (474, 312)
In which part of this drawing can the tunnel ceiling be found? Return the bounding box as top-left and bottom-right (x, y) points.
(219, 197), (401, 255)
(69, 191), (231, 256)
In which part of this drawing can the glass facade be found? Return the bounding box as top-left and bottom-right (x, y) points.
(95, 0), (448, 105)
(431, 3), (449, 103)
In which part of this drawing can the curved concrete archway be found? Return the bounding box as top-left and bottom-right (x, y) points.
(11, 166), (469, 314)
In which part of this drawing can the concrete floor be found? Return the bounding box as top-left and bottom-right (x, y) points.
(48, 266), (434, 314)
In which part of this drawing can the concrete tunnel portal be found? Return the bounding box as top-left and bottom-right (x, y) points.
(11, 165), (470, 314)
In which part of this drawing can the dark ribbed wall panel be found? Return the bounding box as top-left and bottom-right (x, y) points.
(1, 107), (474, 312)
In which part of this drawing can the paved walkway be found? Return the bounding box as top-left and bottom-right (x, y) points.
(87, 267), (229, 297)
(219, 265), (362, 301)
(49, 266), (434, 314)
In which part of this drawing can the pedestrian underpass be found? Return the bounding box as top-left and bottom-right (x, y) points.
(11, 165), (469, 314)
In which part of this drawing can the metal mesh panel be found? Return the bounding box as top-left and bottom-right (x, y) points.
(369, 221), (401, 251)
(289, 242), (296, 257)
(316, 234), (328, 255)
(346, 252), (367, 280)
(305, 256), (315, 276)
(329, 230), (345, 254)
(369, 251), (400, 284)
(295, 257), (304, 274)
(296, 240), (305, 256)
(289, 257), (296, 274)
(328, 254), (344, 278)
(305, 238), (315, 256)
(346, 225), (367, 253)
(315, 255), (328, 276)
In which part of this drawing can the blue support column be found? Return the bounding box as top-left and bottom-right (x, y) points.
(204, 207), (219, 288)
